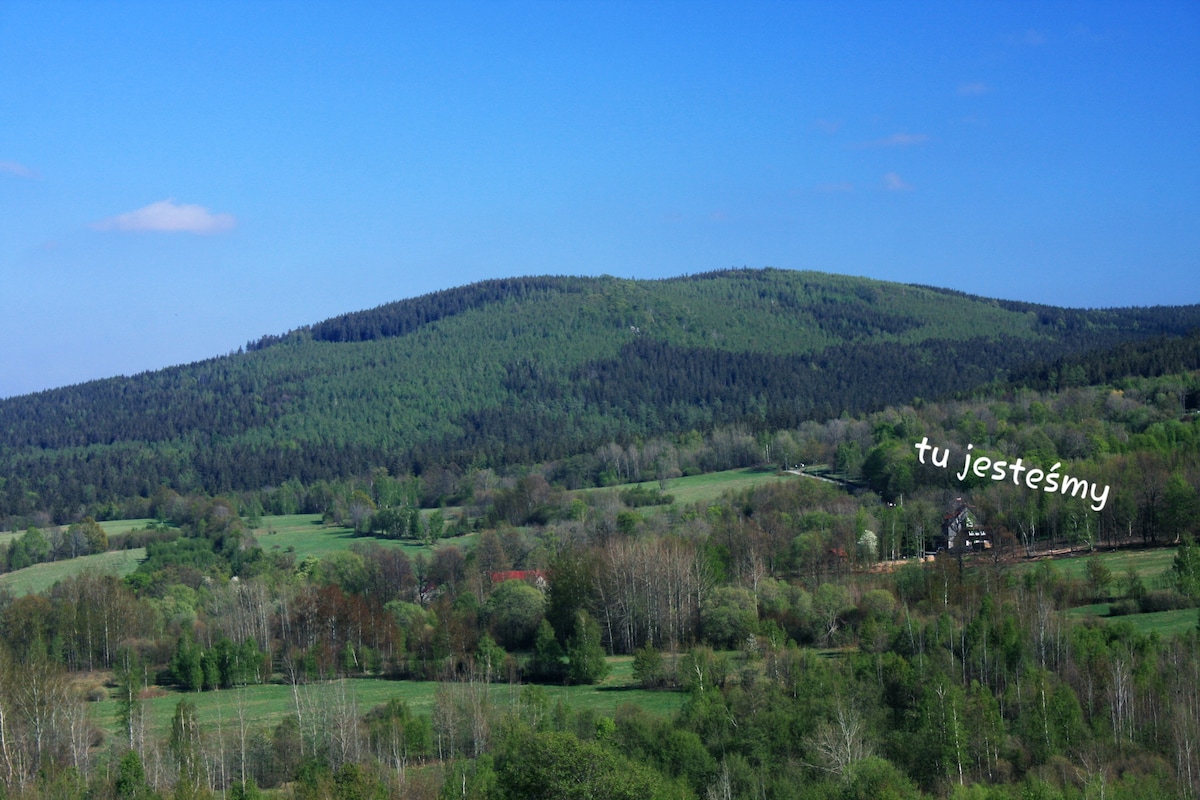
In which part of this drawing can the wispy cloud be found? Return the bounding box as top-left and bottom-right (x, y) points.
(1023, 29), (1046, 45)
(851, 132), (929, 149)
(958, 82), (990, 96)
(815, 119), (843, 135)
(815, 181), (854, 194)
(92, 199), (236, 234)
(0, 160), (37, 179)
(882, 172), (912, 191)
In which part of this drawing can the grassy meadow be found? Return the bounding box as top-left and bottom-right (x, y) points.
(251, 513), (477, 563)
(1020, 545), (1179, 586)
(0, 548), (145, 596)
(586, 466), (798, 517)
(0, 518), (157, 596)
(91, 655), (685, 741)
(1039, 545), (1197, 636)
(1067, 604), (1199, 637)
(648, 466), (796, 506)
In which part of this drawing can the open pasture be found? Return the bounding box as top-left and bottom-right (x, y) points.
(1118, 607), (1199, 636)
(593, 466), (797, 515)
(655, 466), (796, 506)
(1048, 545), (1195, 638)
(0, 548), (145, 596)
(252, 514), (477, 562)
(93, 656), (684, 741)
(1018, 545), (1178, 586)
(0, 518), (162, 596)
(1067, 604), (1198, 637)
(101, 518), (163, 536)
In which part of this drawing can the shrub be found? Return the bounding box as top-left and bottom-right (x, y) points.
(619, 485), (674, 508)
(632, 645), (667, 688)
(1108, 599), (1139, 617)
(1139, 589), (1194, 613)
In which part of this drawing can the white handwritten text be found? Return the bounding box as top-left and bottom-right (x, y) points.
(914, 437), (1111, 512)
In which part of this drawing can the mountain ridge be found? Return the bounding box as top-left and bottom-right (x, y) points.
(3, 268), (1200, 520)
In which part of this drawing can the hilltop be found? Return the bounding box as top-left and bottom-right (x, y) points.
(3, 268), (1200, 521)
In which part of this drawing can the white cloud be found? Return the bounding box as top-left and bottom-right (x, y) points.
(958, 82), (990, 96)
(815, 181), (854, 193)
(882, 172), (912, 191)
(851, 132), (929, 149)
(92, 199), (236, 234)
(0, 160), (37, 179)
(815, 119), (843, 135)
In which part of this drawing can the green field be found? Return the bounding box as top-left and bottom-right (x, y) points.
(1052, 545), (1196, 639)
(593, 466), (798, 515)
(252, 514), (477, 562)
(0, 518), (159, 545)
(93, 656), (684, 741)
(1119, 608), (1199, 636)
(101, 518), (163, 536)
(0, 548), (145, 596)
(0, 518), (171, 596)
(1066, 604), (1198, 637)
(656, 466), (796, 505)
(1018, 545), (1179, 588)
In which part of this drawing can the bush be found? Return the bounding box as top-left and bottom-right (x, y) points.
(619, 485), (674, 507)
(1108, 599), (1139, 617)
(1139, 590), (1194, 613)
(497, 729), (679, 799)
(842, 756), (921, 800)
(632, 645), (667, 688)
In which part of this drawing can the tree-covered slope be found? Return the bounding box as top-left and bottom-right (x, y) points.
(3, 268), (1199, 520)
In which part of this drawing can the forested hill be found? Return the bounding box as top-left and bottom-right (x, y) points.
(4, 268), (1200, 521)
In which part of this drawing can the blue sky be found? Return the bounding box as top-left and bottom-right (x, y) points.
(2, 1), (1198, 399)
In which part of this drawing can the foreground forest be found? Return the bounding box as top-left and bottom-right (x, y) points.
(0, 360), (1197, 798)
